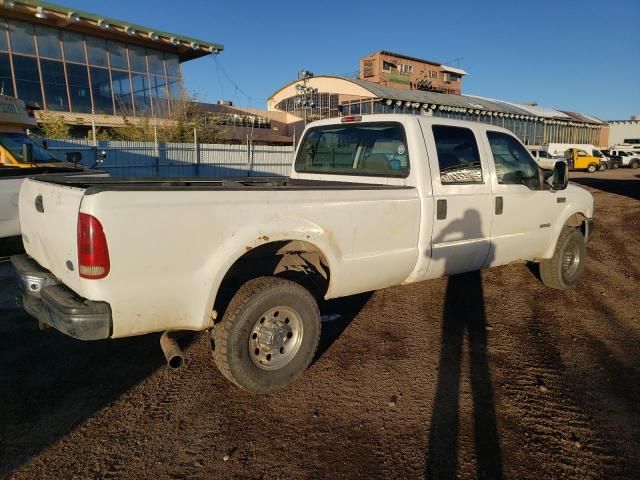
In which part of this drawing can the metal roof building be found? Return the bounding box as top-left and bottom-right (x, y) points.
(268, 75), (607, 146)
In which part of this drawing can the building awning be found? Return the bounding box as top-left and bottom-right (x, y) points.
(441, 65), (468, 76)
(2, 1), (223, 60)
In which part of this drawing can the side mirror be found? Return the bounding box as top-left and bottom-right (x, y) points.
(22, 143), (33, 164)
(64, 151), (82, 165)
(549, 160), (569, 190)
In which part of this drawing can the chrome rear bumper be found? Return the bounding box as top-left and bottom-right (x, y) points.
(11, 254), (112, 340)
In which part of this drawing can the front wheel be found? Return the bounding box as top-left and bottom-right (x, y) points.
(586, 163), (597, 173)
(631, 159), (640, 169)
(211, 276), (321, 393)
(599, 162), (607, 171)
(539, 227), (586, 289)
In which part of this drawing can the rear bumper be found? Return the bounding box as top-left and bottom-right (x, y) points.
(10, 254), (112, 340)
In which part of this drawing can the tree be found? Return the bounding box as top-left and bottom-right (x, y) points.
(39, 112), (71, 139)
(113, 93), (228, 144)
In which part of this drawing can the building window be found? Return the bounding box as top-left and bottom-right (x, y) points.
(167, 77), (182, 99)
(147, 50), (165, 76)
(165, 53), (179, 77)
(382, 60), (395, 71)
(429, 70), (437, 78)
(129, 45), (147, 73)
(65, 62), (91, 113)
(35, 25), (62, 59)
(12, 54), (42, 107)
(111, 68), (133, 115)
(0, 19), (7, 52)
(151, 75), (168, 116)
(108, 41), (128, 70)
(398, 64), (413, 73)
(40, 59), (69, 111)
(86, 36), (108, 67)
(0, 52), (14, 96)
(89, 66), (113, 114)
(61, 31), (85, 63)
(132, 73), (151, 114)
(8, 20), (35, 55)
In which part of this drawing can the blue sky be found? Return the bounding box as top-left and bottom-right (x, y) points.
(63, 0), (639, 120)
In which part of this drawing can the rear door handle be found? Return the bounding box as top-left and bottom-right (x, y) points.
(436, 199), (447, 220)
(495, 196), (503, 215)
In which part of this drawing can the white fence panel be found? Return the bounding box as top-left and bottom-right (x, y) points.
(45, 139), (295, 177)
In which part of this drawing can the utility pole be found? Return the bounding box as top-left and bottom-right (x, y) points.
(295, 69), (318, 128)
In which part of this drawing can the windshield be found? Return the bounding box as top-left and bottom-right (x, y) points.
(592, 150), (603, 158)
(0, 133), (61, 163)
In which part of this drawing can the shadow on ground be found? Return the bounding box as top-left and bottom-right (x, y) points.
(571, 176), (640, 200)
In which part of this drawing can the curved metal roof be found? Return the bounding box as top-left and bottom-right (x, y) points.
(272, 76), (603, 125)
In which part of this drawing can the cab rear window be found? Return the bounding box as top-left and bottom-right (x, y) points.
(294, 122), (409, 177)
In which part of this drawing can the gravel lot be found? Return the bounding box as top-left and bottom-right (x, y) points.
(1, 168), (639, 479)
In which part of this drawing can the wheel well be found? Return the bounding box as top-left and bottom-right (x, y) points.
(213, 241), (331, 320)
(566, 212), (587, 236)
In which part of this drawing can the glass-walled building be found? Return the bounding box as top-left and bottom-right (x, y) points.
(0, 1), (222, 129)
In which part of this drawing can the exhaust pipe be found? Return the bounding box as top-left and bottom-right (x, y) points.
(160, 331), (184, 369)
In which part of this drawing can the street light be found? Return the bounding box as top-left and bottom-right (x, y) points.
(296, 69), (317, 127)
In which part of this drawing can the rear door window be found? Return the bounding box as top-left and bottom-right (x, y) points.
(432, 125), (483, 184)
(295, 122), (409, 177)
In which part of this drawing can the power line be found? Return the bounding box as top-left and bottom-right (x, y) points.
(212, 55), (267, 107)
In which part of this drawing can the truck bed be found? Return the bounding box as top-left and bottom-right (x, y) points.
(31, 175), (413, 194)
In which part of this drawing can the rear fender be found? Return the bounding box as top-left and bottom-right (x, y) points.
(200, 217), (340, 327)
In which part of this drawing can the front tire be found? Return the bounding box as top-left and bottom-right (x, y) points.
(539, 227), (586, 289)
(587, 163), (597, 173)
(599, 162), (607, 171)
(211, 276), (321, 393)
(631, 159), (640, 169)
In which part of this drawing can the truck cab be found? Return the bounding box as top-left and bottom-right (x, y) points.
(0, 96), (70, 169)
(564, 148), (601, 172)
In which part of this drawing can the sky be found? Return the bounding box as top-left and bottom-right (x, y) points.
(62, 0), (639, 120)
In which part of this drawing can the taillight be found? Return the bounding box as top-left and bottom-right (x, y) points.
(77, 212), (110, 279)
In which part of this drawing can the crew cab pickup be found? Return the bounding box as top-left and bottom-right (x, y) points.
(12, 115), (594, 393)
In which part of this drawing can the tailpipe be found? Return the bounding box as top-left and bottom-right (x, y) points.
(160, 331), (184, 369)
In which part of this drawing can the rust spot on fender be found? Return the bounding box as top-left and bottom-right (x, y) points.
(245, 246), (252, 251)
(261, 235), (270, 241)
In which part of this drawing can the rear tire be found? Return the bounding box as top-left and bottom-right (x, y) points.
(631, 159), (640, 169)
(539, 227), (586, 290)
(211, 276), (320, 393)
(599, 162), (607, 171)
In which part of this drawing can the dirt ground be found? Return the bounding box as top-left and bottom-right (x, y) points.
(1, 168), (639, 480)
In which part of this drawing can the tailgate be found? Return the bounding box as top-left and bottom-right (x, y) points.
(19, 177), (85, 294)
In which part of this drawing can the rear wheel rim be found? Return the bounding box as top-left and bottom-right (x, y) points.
(249, 306), (303, 371)
(561, 238), (581, 281)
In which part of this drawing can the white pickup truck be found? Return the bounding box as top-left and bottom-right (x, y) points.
(12, 115), (594, 393)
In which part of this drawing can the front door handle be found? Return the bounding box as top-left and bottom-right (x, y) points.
(495, 196), (503, 215)
(436, 199), (447, 220)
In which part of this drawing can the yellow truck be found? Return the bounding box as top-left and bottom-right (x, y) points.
(564, 148), (601, 173)
(0, 95), (80, 169)
(0, 95), (90, 246)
